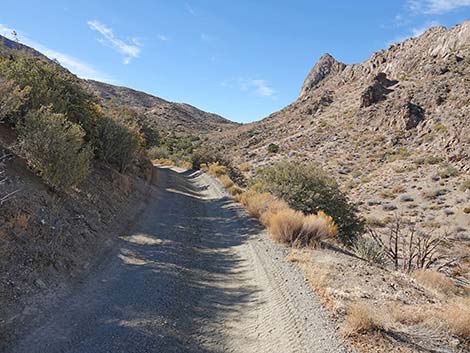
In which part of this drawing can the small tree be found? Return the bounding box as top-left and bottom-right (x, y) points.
(19, 106), (92, 190)
(253, 161), (363, 245)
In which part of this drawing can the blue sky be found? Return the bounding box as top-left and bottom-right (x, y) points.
(0, 1), (469, 122)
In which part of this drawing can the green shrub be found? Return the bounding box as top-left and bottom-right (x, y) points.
(0, 54), (95, 131)
(438, 165), (459, 179)
(460, 179), (470, 192)
(353, 238), (385, 264)
(147, 146), (170, 160)
(267, 143), (279, 153)
(0, 78), (29, 122)
(253, 161), (363, 245)
(191, 147), (230, 170)
(19, 106), (92, 190)
(94, 114), (140, 173)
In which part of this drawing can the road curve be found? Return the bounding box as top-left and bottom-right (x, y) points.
(6, 167), (353, 353)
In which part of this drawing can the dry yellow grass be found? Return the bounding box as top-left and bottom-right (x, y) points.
(238, 190), (278, 219)
(177, 160), (193, 170)
(228, 185), (244, 196)
(440, 297), (470, 340)
(345, 302), (385, 334)
(239, 162), (251, 172)
(8, 213), (30, 230)
(317, 210), (338, 238)
(219, 174), (234, 188)
(297, 214), (330, 247)
(153, 158), (174, 166)
(268, 209), (304, 244)
(208, 163), (228, 177)
(413, 269), (458, 295)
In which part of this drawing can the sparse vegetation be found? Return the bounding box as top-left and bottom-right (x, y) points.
(267, 143), (279, 153)
(413, 269), (457, 295)
(253, 161), (363, 245)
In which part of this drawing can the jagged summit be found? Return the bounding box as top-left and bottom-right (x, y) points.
(299, 53), (346, 98)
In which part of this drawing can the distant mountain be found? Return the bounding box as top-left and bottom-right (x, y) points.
(0, 34), (239, 135)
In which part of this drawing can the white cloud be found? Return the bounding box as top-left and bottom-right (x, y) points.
(0, 23), (114, 82)
(389, 20), (440, 44)
(408, 0), (470, 14)
(87, 20), (141, 64)
(223, 78), (275, 97)
(251, 79), (274, 97)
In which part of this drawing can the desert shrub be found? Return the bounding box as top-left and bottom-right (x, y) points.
(208, 163), (228, 177)
(0, 54), (96, 131)
(19, 106), (92, 190)
(191, 147), (230, 170)
(253, 161), (363, 245)
(460, 179), (470, 192)
(268, 209), (304, 244)
(413, 269), (457, 295)
(0, 78), (29, 122)
(267, 143), (279, 153)
(353, 237), (385, 264)
(94, 115), (140, 173)
(438, 165), (459, 178)
(148, 146), (170, 160)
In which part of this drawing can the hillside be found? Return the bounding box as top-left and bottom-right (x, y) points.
(86, 80), (239, 134)
(0, 34), (238, 136)
(224, 21), (469, 253)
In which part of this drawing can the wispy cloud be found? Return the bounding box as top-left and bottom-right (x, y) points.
(87, 20), (141, 64)
(407, 0), (470, 14)
(157, 34), (169, 42)
(223, 78), (275, 98)
(0, 23), (114, 82)
(201, 33), (216, 42)
(185, 2), (195, 15)
(389, 20), (440, 44)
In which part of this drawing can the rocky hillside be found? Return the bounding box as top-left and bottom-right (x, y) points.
(225, 21), (470, 256)
(86, 80), (239, 135)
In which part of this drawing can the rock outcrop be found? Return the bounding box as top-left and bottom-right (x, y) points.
(299, 53), (346, 98)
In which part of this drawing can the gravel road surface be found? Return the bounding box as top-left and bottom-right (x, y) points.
(6, 167), (353, 353)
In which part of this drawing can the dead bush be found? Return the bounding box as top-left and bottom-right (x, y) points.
(368, 217), (447, 272)
(413, 269), (458, 295)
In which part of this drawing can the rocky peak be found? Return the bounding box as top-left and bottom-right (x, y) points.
(299, 53), (346, 98)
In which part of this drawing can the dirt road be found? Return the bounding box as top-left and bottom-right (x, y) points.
(6, 167), (353, 353)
